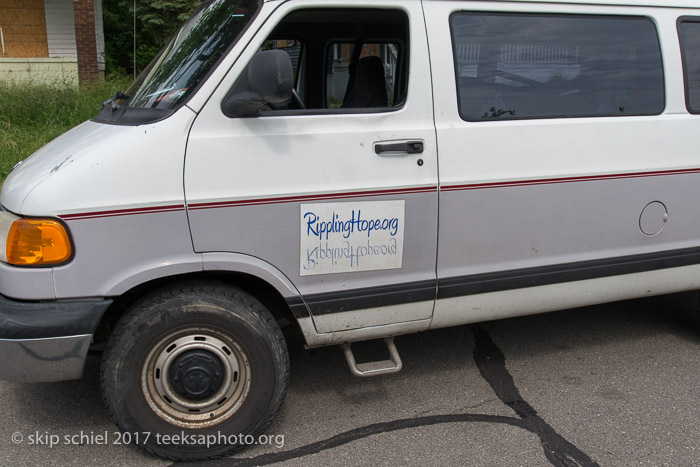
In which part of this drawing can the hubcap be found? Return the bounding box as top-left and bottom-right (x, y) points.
(141, 328), (251, 428)
(169, 349), (226, 400)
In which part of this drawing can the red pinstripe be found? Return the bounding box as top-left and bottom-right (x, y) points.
(58, 168), (700, 220)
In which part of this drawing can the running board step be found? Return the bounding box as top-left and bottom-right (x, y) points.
(341, 337), (403, 377)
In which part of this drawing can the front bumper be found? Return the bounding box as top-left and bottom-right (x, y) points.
(0, 294), (112, 382)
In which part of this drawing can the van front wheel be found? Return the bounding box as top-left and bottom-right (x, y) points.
(100, 282), (289, 461)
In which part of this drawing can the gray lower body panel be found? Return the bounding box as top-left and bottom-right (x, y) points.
(188, 190), (438, 330)
(0, 335), (92, 382)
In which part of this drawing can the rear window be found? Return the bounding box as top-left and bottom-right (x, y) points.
(679, 19), (700, 114)
(450, 13), (665, 121)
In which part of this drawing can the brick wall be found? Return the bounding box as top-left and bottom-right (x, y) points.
(72, 0), (98, 82)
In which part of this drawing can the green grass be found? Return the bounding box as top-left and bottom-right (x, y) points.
(0, 77), (131, 181)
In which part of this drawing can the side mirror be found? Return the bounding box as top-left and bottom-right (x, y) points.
(222, 49), (294, 118)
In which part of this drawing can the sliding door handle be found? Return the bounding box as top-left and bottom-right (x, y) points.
(374, 140), (424, 155)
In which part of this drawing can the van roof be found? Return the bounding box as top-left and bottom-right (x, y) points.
(265, 0), (699, 9)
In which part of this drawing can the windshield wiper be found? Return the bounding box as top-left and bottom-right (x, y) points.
(102, 90), (131, 112)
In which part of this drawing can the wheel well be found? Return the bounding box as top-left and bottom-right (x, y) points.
(93, 271), (300, 347)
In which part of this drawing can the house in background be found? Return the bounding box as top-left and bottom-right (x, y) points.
(0, 0), (104, 85)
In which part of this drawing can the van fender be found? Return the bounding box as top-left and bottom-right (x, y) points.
(101, 254), (204, 297)
(101, 251), (319, 344)
(102, 252), (305, 311)
(201, 252), (303, 304)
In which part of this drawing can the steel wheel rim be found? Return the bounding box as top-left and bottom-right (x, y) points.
(141, 327), (251, 428)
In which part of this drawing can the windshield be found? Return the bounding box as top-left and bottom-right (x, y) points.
(122, 0), (260, 110)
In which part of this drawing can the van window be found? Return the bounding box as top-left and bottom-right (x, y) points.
(229, 8), (408, 113)
(450, 13), (665, 121)
(679, 20), (700, 114)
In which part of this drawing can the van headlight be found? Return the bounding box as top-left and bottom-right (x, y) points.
(0, 211), (73, 266)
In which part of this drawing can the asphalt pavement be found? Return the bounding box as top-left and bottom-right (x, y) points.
(1, 292), (698, 466)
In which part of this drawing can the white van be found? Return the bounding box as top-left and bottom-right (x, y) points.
(1, 0), (698, 460)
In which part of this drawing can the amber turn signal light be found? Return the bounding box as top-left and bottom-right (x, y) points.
(6, 219), (72, 266)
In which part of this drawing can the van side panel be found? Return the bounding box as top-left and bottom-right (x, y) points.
(426, 2), (700, 323)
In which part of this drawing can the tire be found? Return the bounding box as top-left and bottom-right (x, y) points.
(100, 281), (289, 461)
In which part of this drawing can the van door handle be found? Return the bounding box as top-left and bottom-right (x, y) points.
(374, 140), (424, 155)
